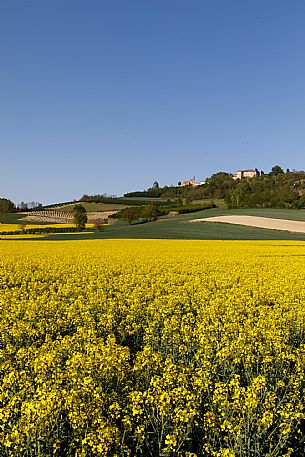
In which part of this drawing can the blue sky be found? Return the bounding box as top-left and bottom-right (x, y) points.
(1, 0), (305, 204)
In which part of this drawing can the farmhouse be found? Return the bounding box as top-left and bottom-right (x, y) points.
(233, 169), (259, 180)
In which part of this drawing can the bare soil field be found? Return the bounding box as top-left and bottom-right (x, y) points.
(190, 215), (305, 234)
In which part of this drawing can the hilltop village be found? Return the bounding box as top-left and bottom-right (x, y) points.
(178, 169), (259, 187)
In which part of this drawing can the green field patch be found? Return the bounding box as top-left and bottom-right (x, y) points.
(30, 208), (305, 241)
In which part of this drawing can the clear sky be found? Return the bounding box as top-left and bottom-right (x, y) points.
(1, 0), (305, 204)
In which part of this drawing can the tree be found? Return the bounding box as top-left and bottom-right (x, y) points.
(226, 181), (251, 208)
(28, 201), (42, 209)
(121, 207), (139, 225)
(0, 198), (15, 213)
(271, 165), (284, 176)
(73, 204), (87, 230)
(141, 203), (159, 222)
(94, 219), (106, 231)
(18, 201), (28, 211)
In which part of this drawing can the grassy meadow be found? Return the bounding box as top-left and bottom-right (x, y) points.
(0, 213), (28, 224)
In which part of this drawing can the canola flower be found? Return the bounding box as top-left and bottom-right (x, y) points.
(0, 223), (94, 232)
(0, 235), (44, 239)
(1, 239), (305, 456)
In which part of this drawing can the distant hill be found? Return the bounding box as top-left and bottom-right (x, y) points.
(125, 168), (305, 209)
(2, 166), (305, 219)
(225, 169), (305, 209)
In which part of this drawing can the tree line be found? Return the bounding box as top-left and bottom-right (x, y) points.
(225, 168), (305, 209)
(114, 201), (216, 225)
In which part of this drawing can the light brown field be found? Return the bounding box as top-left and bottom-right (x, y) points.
(20, 210), (117, 223)
(190, 215), (305, 233)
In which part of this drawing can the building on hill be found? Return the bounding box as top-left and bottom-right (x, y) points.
(233, 169), (259, 180)
(178, 176), (206, 187)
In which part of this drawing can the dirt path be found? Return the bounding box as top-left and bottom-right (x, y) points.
(190, 215), (305, 233)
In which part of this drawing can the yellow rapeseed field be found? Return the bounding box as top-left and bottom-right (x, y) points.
(1, 239), (305, 456)
(0, 223), (94, 232)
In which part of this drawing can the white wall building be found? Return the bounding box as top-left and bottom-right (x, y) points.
(233, 169), (259, 180)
